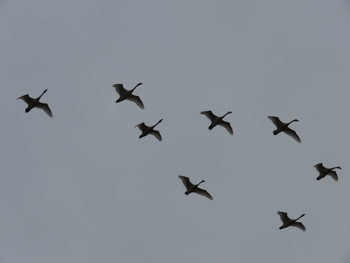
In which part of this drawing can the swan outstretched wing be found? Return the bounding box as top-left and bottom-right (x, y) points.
(178, 175), (192, 190)
(268, 116), (283, 128)
(195, 187), (213, 200)
(36, 102), (53, 117)
(201, 111), (217, 122)
(277, 211), (290, 224)
(219, 120), (234, 135)
(314, 163), (326, 173)
(135, 122), (148, 132)
(150, 130), (162, 141)
(17, 94), (34, 105)
(328, 171), (338, 181)
(291, 222), (306, 231)
(127, 94), (144, 109)
(283, 127), (301, 143)
(113, 84), (127, 95)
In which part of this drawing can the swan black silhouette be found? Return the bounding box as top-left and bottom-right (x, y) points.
(314, 163), (341, 181)
(268, 116), (301, 142)
(113, 83), (144, 109)
(200, 110), (233, 135)
(17, 89), (53, 117)
(135, 119), (163, 141)
(178, 175), (213, 200)
(277, 211), (306, 231)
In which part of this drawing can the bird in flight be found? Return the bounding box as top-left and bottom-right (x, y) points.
(200, 110), (234, 135)
(135, 119), (163, 141)
(178, 175), (213, 200)
(314, 163), (341, 181)
(268, 116), (301, 143)
(17, 89), (53, 118)
(113, 82), (144, 109)
(277, 211), (306, 231)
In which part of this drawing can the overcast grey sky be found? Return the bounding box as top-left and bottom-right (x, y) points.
(1, 0), (350, 262)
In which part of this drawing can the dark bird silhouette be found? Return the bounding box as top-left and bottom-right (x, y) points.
(135, 119), (163, 141)
(277, 211), (306, 231)
(314, 163), (342, 181)
(200, 110), (233, 135)
(17, 89), (53, 117)
(178, 175), (213, 200)
(113, 82), (144, 109)
(268, 116), (301, 142)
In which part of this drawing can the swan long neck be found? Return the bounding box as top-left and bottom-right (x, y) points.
(295, 214), (305, 221)
(332, 166), (341, 170)
(38, 89), (47, 100)
(223, 111), (232, 118)
(287, 119), (298, 125)
(132, 83), (143, 91)
(152, 119), (163, 128)
(196, 180), (205, 186)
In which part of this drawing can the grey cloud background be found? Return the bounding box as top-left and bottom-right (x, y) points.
(1, 0), (350, 262)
